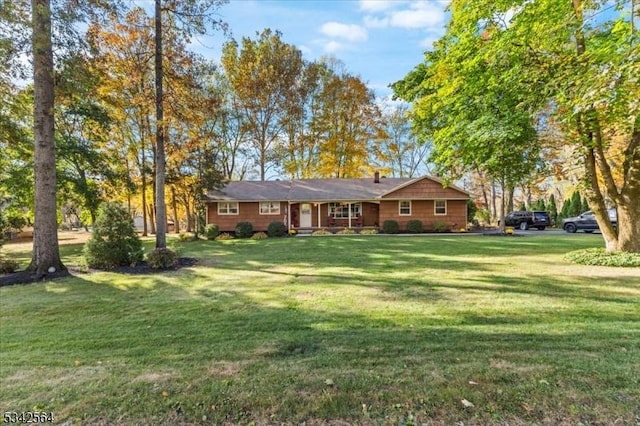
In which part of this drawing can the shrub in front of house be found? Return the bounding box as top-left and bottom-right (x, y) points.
(336, 228), (356, 235)
(146, 247), (179, 269)
(431, 220), (449, 233)
(382, 220), (399, 234)
(359, 228), (378, 235)
(251, 231), (269, 240)
(83, 202), (144, 269)
(312, 229), (332, 236)
(235, 221), (253, 238)
(267, 221), (287, 237)
(406, 220), (424, 234)
(204, 224), (220, 240)
(215, 233), (234, 241)
(178, 232), (195, 242)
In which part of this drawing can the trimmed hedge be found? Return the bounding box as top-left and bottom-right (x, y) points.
(235, 221), (253, 238)
(406, 220), (423, 233)
(267, 221), (287, 237)
(382, 220), (399, 234)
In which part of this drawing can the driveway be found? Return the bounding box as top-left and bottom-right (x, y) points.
(514, 229), (602, 237)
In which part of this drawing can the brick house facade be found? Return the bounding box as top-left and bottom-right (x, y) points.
(205, 175), (469, 232)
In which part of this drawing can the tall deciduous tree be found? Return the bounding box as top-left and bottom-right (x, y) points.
(378, 103), (430, 178)
(393, 1), (541, 229)
(395, 0), (638, 249)
(221, 29), (304, 180)
(313, 70), (387, 178)
(87, 8), (156, 236)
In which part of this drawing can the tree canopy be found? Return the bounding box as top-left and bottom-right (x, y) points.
(394, 0), (639, 251)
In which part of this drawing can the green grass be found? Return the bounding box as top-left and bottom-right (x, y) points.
(1, 235), (639, 425)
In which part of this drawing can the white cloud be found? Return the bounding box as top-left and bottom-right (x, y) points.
(320, 22), (368, 42)
(389, 2), (446, 29)
(419, 35), (439, 50)
(363, 15), (389, 28)
(323, 40), (343, 53)
(298, 44), (312, 57)
(359, 0), (398, 12)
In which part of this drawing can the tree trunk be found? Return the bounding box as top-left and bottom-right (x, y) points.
(571, 0), (640, 253)
(185, 201), (193, 232)
(28, 0), (67, 278)
(154, 0), (167, 248)
(507, 186), (514, 213)
(171, 186), (179, 234)
(617, 124), (640, 252)
(147, 203), (156, 234)
(490, 180), (497, 223)
(141, 139), (148, 236)
(498, 178), (506, 232)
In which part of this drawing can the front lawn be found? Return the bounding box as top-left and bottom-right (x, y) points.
(1, 235), (639, 424)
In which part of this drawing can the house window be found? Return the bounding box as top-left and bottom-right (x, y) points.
(218, 202), (239, 215)
(329, 202), (361, 218)
(434, 200), (447, 215)
(399, 200), (411, 216)
(259, 201), (280, 215)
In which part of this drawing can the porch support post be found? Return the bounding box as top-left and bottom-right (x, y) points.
(317, 203), (321, 229)
(287, 201), (292, 231)
(348, 202), (352, 228)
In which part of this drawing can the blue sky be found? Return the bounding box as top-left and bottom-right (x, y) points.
(199, 0), (450, 99)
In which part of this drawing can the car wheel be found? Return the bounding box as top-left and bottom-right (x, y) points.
(564, 223), (577, 233)
(519, 221), (529, 231)
(537, 226), (545, 230)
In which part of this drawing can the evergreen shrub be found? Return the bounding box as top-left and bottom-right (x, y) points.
(83, 202), (143, 269)
(235, 221), (253, 238)
(204, 224), (220, 240)
(382, 220), (399, 234)
(406, 220), (424, 233)
(267, 221), (287, 237)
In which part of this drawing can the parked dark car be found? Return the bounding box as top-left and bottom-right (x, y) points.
(563, 209), (617, 233)
(504, 210), (550, 230)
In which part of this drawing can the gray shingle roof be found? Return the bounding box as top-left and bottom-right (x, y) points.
(204, 176), (467, 202)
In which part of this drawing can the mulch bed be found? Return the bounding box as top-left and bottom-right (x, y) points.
(106, 257), (198, 274)
(0, 257), (198, 287)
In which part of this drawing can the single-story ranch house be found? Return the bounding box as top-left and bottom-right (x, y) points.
(204, 173), (470, 232)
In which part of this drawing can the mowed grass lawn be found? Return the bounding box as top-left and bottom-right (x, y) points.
(1, 234), (639, 425)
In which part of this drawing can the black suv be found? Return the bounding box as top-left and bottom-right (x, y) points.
(504, 211), (550, 230)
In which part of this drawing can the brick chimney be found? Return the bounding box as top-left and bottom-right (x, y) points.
(374, 171), (380, 183)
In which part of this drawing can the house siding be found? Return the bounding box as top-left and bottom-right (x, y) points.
(379, 199), (467, 231)
(205, 177), (469, 232)
(207, 201), (287, 232)
(382, 178), (468, 199)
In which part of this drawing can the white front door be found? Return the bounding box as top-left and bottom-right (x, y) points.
(300, 203), (312, 227)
